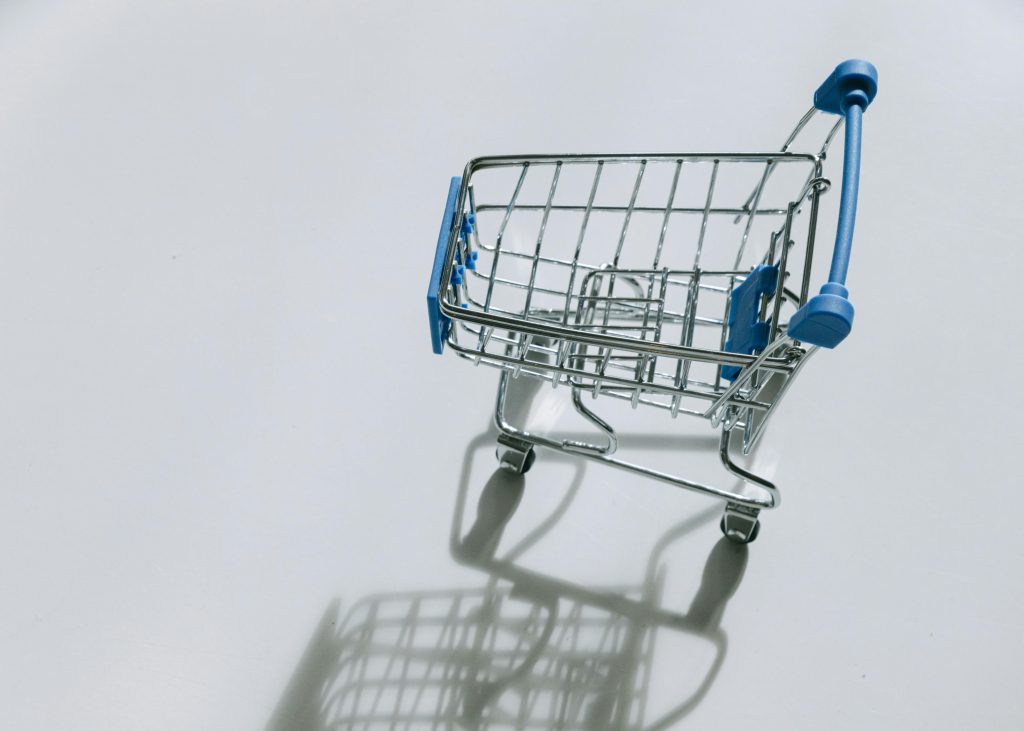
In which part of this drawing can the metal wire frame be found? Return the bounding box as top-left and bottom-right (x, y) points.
(447, 187), (812, 453)
(435, 110), (844, 526)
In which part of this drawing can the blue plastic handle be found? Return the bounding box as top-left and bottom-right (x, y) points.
(787, 59), (878, 349)
(427, 176), (462, 354)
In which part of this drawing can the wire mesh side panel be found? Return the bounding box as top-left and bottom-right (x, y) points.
(446, 154), (818, 413)
(321, 586), (655, 730)
(563, 267), (752, 417)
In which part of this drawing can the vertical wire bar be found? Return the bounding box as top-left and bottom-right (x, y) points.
(612, 162), (647, 267)
(798, 161), (825, 306)
(679, 272), (702, 387)
(478, 164), (529, 358)
(602, 162), (648, 334)
(672, 161), (718, 410)
(562, 162), (604, 327)
(768, 204), (796, 340)
(744, 403), (755, 453)
(645, 269), (671, 387)
(513, 334), (534, 378)
(767, 230), (780, 269)
(468, 183), (481, 253)
(512, 164), (561, 379)
(635, 161), (683, 395)
(595, 162), (646, 395)
(734, 158), (772, 268)
(693, 161), (719, 269)
(714, 276), (735, 393)
(482, 164), (529, 316)
(652, 161), (683, 269)
(521, 162), (562, 318)
(799, 191), (821, 307)
(739, 228), (783, 411)
(556, 162), (603, 387)
(758, 231), (780, 323)
(573, 273), (602, 397)
(473, 326), (494, 366)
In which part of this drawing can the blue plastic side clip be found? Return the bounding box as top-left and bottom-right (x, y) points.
(427, 177), (462, 354)
(722, 264), (779, 381)
(455, 212), (478, 271)
(787, 59), (877, 349)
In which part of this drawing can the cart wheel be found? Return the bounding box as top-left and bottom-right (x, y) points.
(719, 515), (760, 544)
(496, 442), (536, 475)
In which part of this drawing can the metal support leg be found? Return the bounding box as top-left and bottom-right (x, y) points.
(494, 370), (536, 474)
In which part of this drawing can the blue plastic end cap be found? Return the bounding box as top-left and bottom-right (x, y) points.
(814, 59), (878, 115)
(787, 283), (855, 348)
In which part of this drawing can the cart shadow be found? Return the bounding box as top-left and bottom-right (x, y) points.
(265, 435), (748, 730)
(446, 438), (748, 730)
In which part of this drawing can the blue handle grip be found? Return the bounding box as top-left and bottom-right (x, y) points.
(427, 176), (462, 354)
(788, 59), (877, 349)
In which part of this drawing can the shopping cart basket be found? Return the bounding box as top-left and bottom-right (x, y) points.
(425, 60), (878, 543)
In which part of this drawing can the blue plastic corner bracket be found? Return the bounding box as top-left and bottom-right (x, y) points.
(787, 59), (877, 349)
(723, 264), (779, 381)
(427, 177), (462, 354)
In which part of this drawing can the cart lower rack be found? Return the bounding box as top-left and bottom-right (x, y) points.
(426, 61), (878, 543)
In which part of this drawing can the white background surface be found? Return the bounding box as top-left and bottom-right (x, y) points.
(1, 1), (1022, 728)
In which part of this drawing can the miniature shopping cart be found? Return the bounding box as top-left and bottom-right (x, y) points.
(426, 61), (878, 543)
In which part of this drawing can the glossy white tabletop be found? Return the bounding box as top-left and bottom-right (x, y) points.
(1, 1), (1022, 728)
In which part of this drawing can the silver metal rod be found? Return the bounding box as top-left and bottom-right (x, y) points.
(521, 162), (562, 317)
(562, 162), (603, 326)
(481, 163), (529, 316)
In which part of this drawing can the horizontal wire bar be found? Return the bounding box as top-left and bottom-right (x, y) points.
(475, 203), (790, 216)
(449, 341), (777, 410)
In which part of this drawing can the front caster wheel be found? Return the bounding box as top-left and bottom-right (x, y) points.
(496, 436), (536, 474)
(720, 504), (761, 544)
(719, 516), (760, 544)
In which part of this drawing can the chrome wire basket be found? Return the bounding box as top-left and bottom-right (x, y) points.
(426, 61), (878, 542)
